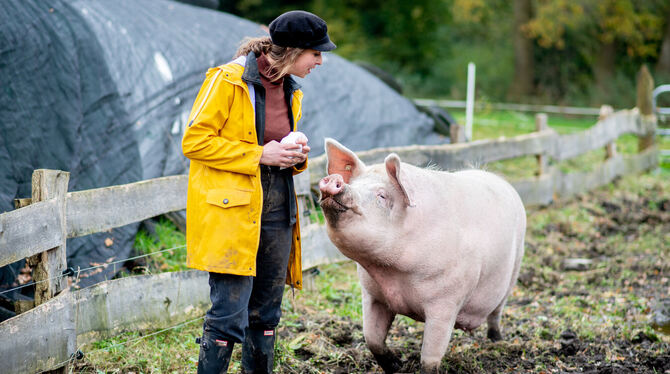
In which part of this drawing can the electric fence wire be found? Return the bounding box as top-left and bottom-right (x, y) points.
(0, 244), (187, 296)
(46, 315), (205, 372)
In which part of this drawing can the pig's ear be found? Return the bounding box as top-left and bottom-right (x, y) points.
(385, 153), (416, 208)
(325, 138), (365, 184)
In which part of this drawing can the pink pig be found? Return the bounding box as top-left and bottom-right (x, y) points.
(318, 138), (526, 373)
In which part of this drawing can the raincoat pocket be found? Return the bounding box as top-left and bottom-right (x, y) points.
(206, 188), (252, 208)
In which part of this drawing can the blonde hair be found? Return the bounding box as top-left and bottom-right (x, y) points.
(234, 36), (305, 82)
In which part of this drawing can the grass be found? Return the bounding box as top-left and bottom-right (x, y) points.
(80, 318), (202, 373)
(72, 109), (670, 373)
(118, 218), (188, 276)
(450, 108), (596, 139)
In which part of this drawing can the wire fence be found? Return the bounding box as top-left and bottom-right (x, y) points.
(46, 315), (204, 372)
(2, 243), (196, 372)
(0, 244), (187, 297)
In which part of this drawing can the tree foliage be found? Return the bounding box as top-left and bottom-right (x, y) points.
(219, 0), (670, 106)
(525, 0), (664, 58)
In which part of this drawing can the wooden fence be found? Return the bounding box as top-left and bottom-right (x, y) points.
(0, 67), (659, 373)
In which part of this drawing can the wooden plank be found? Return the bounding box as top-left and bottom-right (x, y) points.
(600, 106), (618, 160)
(66, 175), (188, 238)
(360, 130), (555, 168)
(30, 169), (70, 307)
(637, 65), (654, 116)
(13, 198), (31, 209)
(300, 224), (348, 270)
(637, 75), (656, 150)
(294, 168), (312, 196)
(511, 173), (555, 207)
(550, 147), (657, 201)
(450, 123), (466, 143)
(0, 199), (63, 268)
(0, 292), (76, 374)
(556, 155), (626, 198)
(553, 110), (641, 161)
(308, 130), (557, 185)
(74, 270), (210, 345)
(0, 272), (209, 373)
(500, 148), (657, 208)
(308, 109), (649, 184)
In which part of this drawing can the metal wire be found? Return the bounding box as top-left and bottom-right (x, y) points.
(45, 315), (204, 372)
(0, 244), (186, 296)
(75, 244), (186, 274)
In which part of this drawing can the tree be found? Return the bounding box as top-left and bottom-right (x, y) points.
(525, 0), (665, 104)
(509, 0), (534, 99)
(657, 7), (670, 75)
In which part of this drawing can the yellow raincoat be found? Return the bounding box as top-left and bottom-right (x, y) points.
(182, 55), (306, 289)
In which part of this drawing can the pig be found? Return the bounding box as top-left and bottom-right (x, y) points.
(318, 138), (526, 373)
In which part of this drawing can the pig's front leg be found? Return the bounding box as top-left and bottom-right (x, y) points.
(420, 313), (458, 374)
(362, 293), (402, 373)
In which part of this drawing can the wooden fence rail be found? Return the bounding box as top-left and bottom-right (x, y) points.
(0, 66), (659, 373)
(306, 108), (656, 185)
(0, 270), (210, 374)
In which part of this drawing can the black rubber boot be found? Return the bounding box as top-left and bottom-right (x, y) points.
(196, 332), (234, 374)
(241, 328), (276, 373)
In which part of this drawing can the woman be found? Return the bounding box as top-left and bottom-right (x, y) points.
(181, 10), (336, 374)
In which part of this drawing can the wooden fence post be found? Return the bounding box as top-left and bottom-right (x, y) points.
(13, 198), (32, 209)
(450, 123), (466, 144)
(535, 113), (548, 176)
(599, 105), (616, 159)
(27, 169), (70, 307)
(636, 65), (655, 151)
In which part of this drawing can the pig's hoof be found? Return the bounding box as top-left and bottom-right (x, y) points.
(487, 327), (503, 342)
(373, 351), (402, 373)
(419, 363), (440, 374)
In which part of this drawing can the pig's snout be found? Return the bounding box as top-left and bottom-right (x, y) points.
(319, 174), (345, 200)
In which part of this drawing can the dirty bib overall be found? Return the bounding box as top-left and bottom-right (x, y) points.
(197, 52), (299, 374)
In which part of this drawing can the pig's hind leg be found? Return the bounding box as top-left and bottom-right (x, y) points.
(486, 300), (506, 341)
(363, 297), (402, 373)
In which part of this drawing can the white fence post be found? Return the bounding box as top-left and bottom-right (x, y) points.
(465, 62), (476, 141)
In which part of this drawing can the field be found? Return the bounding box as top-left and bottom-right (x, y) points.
(75, 111), (669, 373)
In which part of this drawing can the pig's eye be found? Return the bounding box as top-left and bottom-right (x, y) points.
(376, 191), (392, 209)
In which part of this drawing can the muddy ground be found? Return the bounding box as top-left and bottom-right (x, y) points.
(69, 175), (669, 373)
(271, 175), (669, 373)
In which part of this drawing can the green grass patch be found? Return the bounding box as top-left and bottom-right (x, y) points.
(451, 109), (596, 139)
(129, 218), (188, 274)
(79, 318), (202, 373)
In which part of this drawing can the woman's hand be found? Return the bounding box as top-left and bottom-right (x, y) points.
(260, 141), (306, 168)
(294, 137), (310, 164)
(291, 144), (310, 166)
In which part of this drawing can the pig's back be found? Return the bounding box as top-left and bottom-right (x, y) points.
(404, 166), (525, 243)
(423, 167), (525, 274)
(451, 169), (524, 247)
(442, 168), (523, 220)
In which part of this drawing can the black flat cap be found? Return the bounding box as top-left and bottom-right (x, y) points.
(269, 10), (336, 51)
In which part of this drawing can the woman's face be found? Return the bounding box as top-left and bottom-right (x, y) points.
(287, 49), (323, 78)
